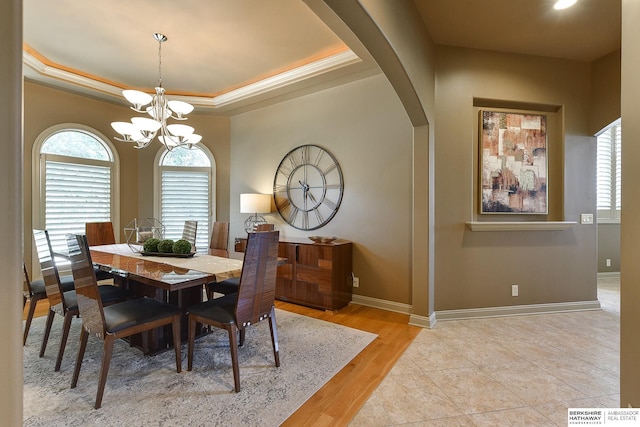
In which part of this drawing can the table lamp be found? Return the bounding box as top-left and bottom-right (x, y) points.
(240, 193), (271, 233)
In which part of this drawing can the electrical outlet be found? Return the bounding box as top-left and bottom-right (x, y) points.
(580, 213), (594, 224)
(511, 284), (519, 297)
(353, 276), (359, 288)
(606, 259), (612, 267)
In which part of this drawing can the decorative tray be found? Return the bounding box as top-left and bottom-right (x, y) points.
(139, 252), (195, 258)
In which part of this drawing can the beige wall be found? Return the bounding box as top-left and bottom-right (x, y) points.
(434, 46), (597, 311)
(620, 0), (640, 407)
(321, 0), (436, 321)
(591, 49), (621, 135)
(230, 74), (414, 303)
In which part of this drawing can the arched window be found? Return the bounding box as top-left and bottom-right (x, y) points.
(33, 125), (119, 254)
(155, 145), (215, 253)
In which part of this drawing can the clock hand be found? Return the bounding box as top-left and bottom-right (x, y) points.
(307, 191), (318, 204)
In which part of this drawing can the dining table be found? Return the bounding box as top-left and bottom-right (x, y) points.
(89, 243), (243, 354)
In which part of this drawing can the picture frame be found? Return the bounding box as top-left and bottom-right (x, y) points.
(480, 110), (548, 214)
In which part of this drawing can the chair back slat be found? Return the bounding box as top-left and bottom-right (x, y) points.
(181, 220), (198, 252)
(67, 234), (107, 338)
(254, 224), (274, 231)
(235, 231), (279, 327)
(85, 222), (116, 246)
(33, 229), (66, 310)
(209, 221), (229, 256)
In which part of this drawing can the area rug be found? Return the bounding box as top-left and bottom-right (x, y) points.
(23, 309), (377, 426)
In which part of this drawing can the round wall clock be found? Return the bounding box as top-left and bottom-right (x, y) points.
(273, 144), (344, 230)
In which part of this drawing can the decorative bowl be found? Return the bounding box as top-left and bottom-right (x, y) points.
(309, 236), (337, 243)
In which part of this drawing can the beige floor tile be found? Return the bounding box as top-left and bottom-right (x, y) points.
(533, 357), (619, 397)
(402, 415), (477, 426)
(427, 367), (526, 414)
(488, 364), (586, 405)
(402, 337), (475, 372)
(595, 394), (620, 408)
(470, 407), (556, 426)
(373, 373), (463, 424)
(349, 278), (620, 426)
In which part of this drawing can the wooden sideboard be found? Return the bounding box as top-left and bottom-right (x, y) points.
(234, 236), (353, 311)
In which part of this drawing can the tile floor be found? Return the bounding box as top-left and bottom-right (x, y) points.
(351, 276), (620, 426)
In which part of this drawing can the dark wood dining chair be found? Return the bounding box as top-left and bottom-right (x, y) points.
(206, 223), (274, 299)
(85, 221), (116, 246)
(208, 221), (229, 257)
(23, 261), (75, 345)
(181, 220), (198, 252)
(66, 233), (183, 409)
(33, 229), (131, 372)
(84, 221), (116, 281)
(187, 230), (280, 392)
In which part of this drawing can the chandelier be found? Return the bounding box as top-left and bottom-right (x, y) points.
(111, 33), (201, 150)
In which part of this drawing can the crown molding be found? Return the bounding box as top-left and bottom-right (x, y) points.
(23, 49), (361, 111)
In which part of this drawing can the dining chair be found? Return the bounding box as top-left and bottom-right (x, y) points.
(181, 220), (198, 252)
(206, 223), (274, 299)
(208, 221), (229, 257)
(85, 221), (116, 246)
(66, 233), (183, 409)
(187, 230), (280, 392)
(22, 262), (75, 345)
(255, 223), (274, 231)
(84, 221), (116, 281)
(33, 229), (131, 371)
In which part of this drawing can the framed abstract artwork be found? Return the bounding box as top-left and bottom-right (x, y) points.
(480, 110), (548, 214)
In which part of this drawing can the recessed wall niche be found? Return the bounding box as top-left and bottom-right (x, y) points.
(469, 98), (568, 229)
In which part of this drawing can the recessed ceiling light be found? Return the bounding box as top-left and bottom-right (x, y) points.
(554, 0), (578, 10)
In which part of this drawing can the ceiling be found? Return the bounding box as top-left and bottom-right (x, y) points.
(23, 0), (621, 115)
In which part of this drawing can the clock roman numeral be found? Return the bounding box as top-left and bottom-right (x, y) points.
(323, 163), (337, 175)
(313, 208), (324, 224)
(274, 184), (288, 194)
(286, 206), (299, 224)
(321, 198), (337, 210)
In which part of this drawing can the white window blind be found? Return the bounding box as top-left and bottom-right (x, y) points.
(596, 120), (621, 221)
(160, 168), (210, 253)
(42, 154), (112, 253)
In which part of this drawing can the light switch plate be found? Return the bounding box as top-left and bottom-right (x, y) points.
(580, 213), (594, 224)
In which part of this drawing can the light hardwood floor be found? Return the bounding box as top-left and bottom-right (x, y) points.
(23, 296), (422, 426)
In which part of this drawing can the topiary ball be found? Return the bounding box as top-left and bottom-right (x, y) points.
(172, 239), (192, 255)
(157, 239), (175, 253)
(142, 238), (161, 253)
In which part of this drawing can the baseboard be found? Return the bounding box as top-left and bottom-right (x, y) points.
(434, 300), (602, 322)
(351, 294), (411, 315)
(351, 294), (602, 327)
(409, 312), (436, 329)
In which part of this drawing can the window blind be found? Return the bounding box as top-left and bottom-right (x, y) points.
(44, 158), (111, 253)
(596, 121), (621, 221)
(161, 169), (210, 253)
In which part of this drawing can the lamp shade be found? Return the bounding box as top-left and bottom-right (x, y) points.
(240, 193), (271, 214)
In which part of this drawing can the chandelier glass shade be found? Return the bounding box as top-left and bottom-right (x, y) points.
(111, 33), (202, 150)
